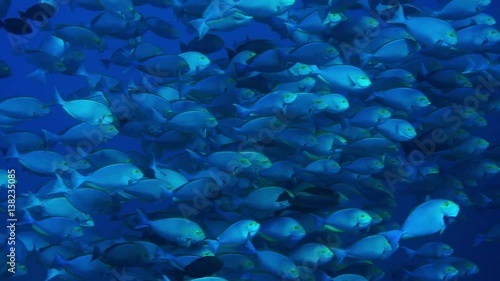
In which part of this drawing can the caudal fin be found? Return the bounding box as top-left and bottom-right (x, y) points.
(70, 169), (86, 189)
(206, 239), (221, 253)
(400, 246), (417, 259)
(135, 209), (151, 229)
(233, 104), (250, 118)
(332, 248), (347, 264)
(387, 5), (406, 24)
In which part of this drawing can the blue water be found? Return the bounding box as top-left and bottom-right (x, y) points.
(0, 0), (499, 280)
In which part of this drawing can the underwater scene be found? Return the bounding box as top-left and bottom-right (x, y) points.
(0, 0), (499, 280)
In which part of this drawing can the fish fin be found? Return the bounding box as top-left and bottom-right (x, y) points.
(91, 245), (101, 261)
(70, 169), (86, 189)
(46, 268), (66, 281)
(225, 48), (236, 60)
(53, 87), (65, 105)
(134, 209), (151, 229)
(359, 53), (373, 68)
(284, 22), (298, 36)
(439, 227), (446, 235)
(189, 19), (209, 40)
(387, 5), (406, 24)
(49, 174), (71, 195)
(380, 229), (403, 249)
(5, 143), (20, 160)
(206, 239), (220, 253)
(400, 246), (416, 259)
(233, 62), (248, 76)
(19, 210), (35, 226)
(42, 129), (60, 147)
(54, 254), (69, 268)
(332, 248), (347, 264)
(244, 240), (257, 254)
(27, 69), (47, 84)
(23, 192), (42, 209)
(185, 149), (202, 160)
(233, 104), (250, 118)
(100, 59), (112, 69)
(218, 0), (235, 16)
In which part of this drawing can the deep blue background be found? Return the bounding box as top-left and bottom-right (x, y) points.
(0, 0), (499, 280)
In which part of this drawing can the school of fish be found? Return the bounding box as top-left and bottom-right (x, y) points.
(0, 0), (499, 280)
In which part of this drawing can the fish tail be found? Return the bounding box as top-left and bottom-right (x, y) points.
(53, 87), (65, 106)
(5, 143), (20, 160)
(284, 22), (298, 36)
(18, 11), (26, 19)
(206, 239), (220, 253)
(185, 149), (202, 160)
(233, 62), (248, 76)
(69, 169), (86, 189)
(135, 209), (151, 229)
(387, 5), (406, 24)
(400, 246), (416, 259)
(332, 248), (347, 264)
(23, 192), (42, 209)
(233, 104), (250, 118)
(45, 268), (66, 281)
(359, 53), (373, 68)
(310, 214), (325, 230)
(473, 234), (485, 247)
(244, 240), (257, 254)
(42, 129), (60, 148)
(19, 210), (35, 226)
(27, 69), (47, 84)
(100, 59), (112, 69)
(54, 254), (69, 267)
(189, 19), (209, 40)
(340, 116), (350, 130)
(48, 174), (70, 196)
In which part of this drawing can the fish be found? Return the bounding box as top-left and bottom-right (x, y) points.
(0, 0), (498, 280)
